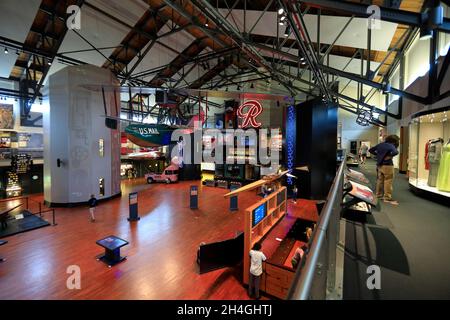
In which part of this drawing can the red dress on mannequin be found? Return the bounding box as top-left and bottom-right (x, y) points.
(425, 141), (430, 170)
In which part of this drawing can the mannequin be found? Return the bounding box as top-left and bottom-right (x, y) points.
(427, 138), (443, 187)
(437, 139), (450, 192)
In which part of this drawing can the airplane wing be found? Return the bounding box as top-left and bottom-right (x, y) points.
(223, 180), (268, 198)
(224, 170), (290, 198)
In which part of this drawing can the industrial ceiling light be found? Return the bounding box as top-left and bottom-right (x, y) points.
(419, 28), (433, 41)
(284, 25), (291, 37)
(420, 4), (443, 41)
(382, 82), (391, 94)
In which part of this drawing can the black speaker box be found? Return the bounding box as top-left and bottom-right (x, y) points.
(155, 90), (167, 104)
(105, 118), (118, 129)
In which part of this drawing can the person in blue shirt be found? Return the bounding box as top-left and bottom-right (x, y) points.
(369, 135), (400, 203)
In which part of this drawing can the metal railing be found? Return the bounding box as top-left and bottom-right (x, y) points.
(287, 152), (346, 300)
(0, 196), (57, 226)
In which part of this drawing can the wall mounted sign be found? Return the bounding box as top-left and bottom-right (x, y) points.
(237, 100), (263, 128)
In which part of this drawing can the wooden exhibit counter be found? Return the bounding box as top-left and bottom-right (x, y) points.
(243, 187), (318, 299)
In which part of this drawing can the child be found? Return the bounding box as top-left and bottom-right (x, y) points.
(87, 194), (97, 222)
(248, 242), (266, 299)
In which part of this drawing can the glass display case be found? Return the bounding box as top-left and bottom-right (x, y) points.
(408, 107), (450, 204)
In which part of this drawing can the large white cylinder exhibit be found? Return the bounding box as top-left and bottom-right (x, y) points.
(44, 65), (121, 206)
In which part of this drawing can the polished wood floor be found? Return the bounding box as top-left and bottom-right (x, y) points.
(0, 179), (317, 300)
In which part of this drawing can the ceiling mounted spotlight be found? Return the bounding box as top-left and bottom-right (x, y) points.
(356, 110), (372, 126)
(236, 85), (241, 91)
(280, 15), (286, 22)
(278, 8), (284, 15)
(284, 25), (291, 37)
(382, 82), (391, 94)
(4, 47), (8, 54)
(16, 49), (20, 55)
(48, 61), (52, 66)
(419, 28), (433, 40)
(250, 82), (254, 89)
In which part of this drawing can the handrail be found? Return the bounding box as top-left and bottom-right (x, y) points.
(0, 204), (24, 215)
(287, 152), (346, 300)
(0, 196), (55, 225)
(0, 196), (43, 213)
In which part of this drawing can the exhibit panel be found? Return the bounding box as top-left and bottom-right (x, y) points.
(408, 107), (450, 202)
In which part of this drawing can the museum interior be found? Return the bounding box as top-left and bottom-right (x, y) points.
(0, 0), (449, 301)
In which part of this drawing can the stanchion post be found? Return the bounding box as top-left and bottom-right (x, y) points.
(190, 186), (198, 209)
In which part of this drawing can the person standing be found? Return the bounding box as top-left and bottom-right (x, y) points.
(369, 135), (400, 204)
(88, 194), (97, 222)
(359, 143), (369, 165)
(248, 242), (266, 299)
(292, 185), (298, 203)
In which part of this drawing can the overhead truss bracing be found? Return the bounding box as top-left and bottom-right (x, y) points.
(3, 0), (449, 126)
(8, 0), (85, 111)
(149, 38), (208, 86)
(102, 6), (167, 75)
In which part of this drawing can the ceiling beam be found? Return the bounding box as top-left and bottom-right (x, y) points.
(299, 0), (450, 33)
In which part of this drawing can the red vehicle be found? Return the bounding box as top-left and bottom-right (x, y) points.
(145, 164), (179, 184)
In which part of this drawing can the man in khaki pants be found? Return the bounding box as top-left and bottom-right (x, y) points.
(369, 135), (400, 204)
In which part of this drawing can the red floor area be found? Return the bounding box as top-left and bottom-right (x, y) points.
(0, 179), (317, 300)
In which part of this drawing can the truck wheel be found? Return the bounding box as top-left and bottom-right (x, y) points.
(147, 177), (154, 184)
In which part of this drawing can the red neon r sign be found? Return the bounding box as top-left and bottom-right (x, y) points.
(237, 100), (263, 128)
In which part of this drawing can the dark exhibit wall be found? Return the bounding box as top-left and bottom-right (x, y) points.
(294, 98), (338, 200)
(0, 164), (43, 198)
